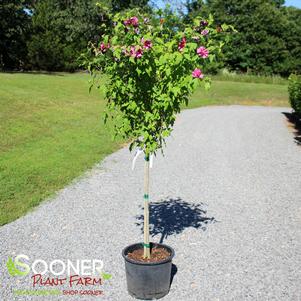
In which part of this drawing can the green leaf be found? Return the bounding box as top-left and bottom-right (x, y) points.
(136, 68), (142, 76)
(101, 272), (112, 280)
(6, 257), (27, 277)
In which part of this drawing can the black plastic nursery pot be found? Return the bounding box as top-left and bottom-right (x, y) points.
(122, 242), (175, 300)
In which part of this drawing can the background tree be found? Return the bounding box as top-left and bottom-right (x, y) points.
(184, 0), (205, 22)
(27, 0), (110, 71)
(282, 6), (301, 75)
(0, 0), (33, 70)
(27, 0), (152, 71)
(111, 0), (150, 12)
(185, 0), (301, 76)
(1, 0), (300, 74)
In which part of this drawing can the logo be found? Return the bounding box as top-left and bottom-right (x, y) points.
(6, 255), (30, 277)
(6, 254), (112, 297)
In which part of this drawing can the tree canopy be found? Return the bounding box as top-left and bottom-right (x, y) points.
(0, 0), (300, 75)
(0, 0), (32, 69)
(186, 0), (301, 75)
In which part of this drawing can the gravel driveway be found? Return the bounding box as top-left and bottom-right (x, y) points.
(1, 106), (301, 301)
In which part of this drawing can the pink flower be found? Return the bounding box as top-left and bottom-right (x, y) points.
(178, 37), (186, 52)
(143, 39), (152, 49)
(192, 68), (204, 79)
(129, 46), (143, 59)
(130, 46), (136, 57)
(124, 16), (139, 27)
(99, 42), (109, 53)
(135, 48), (143, 58)
(124, 19), (131, 26)
(130, 16), (139, 27)
(201, 29), (209, 36)
(197, 46), (209, 58)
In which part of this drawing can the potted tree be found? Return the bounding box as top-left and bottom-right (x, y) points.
(85, 8), (229, 299)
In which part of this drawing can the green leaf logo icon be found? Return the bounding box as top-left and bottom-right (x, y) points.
(101, 272), (112, 280)
(6, 257), (28, 277)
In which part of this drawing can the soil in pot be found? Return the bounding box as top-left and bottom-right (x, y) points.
(127, 246), (170, 263)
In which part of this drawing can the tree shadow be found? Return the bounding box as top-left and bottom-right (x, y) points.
(135, 197), (215, 244)
(283, 112), (301, 145)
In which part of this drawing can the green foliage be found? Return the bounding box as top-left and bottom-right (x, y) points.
(85, 9), (230, 155)
(288, 74), (301, 114)
(111, 0), (150, 12)
(0, 0), (32, 70)
(186, 0), (301, 76)
(281, 7), (301, 75)
(27, 0), (109, 71)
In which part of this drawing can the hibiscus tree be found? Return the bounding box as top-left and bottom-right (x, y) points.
(85, 9), (231, 259)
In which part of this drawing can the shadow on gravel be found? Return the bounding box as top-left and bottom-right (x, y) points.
(135, 197), (215, 244)
(170, 264), (177, 285)
(283, 112), (301, 145)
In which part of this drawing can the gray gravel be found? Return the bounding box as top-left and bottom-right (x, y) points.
(1, 106), (301, 301)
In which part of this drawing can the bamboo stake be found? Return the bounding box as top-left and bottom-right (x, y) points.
(143, 156), (151, 259)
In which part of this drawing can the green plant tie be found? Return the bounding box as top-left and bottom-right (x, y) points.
(143, 243), (150, 248)
(144, 156), (149, 161)
(143, 194), (149, 199)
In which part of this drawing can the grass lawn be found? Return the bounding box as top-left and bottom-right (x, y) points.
(0, 72), (289, 225)
(188, 80), (288, 108)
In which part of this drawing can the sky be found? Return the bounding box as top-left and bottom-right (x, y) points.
(154, 0), (301, 9)
(285, 0), (301, 8)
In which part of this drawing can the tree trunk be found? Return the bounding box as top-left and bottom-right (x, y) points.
(143, 156), (151, 259)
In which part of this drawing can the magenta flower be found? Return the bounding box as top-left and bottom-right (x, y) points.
(143, 39), (152, 49)
(197, 46), (209, 58)
(200, 20), (208, 27)
(130, 16), (139, 27)
(130, 46), (136, 57)
(192, 68), (204, 79)
(201, 29), (209, 36)
(178, 37), (186, 52)
(124, 19), (131, 26)
(99, 43), (106, 52)
(129, 46), (143, 59)
(99, 42), (109, 53)
(135, 48), (143, 58)
(124, 16), (139, 27)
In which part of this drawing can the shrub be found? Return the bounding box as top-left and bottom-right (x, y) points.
(288, 74), (301, 114)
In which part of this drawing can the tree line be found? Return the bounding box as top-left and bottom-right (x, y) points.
(1, 0), (300, 76)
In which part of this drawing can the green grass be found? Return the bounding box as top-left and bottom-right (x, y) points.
(0, 72), (122, 225)
(0, 72), (289, 225)
(188, 80), (288, 108)
(212, 72), (288, 85)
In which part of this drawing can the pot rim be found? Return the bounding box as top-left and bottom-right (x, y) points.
(122, 242), (175, 266)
